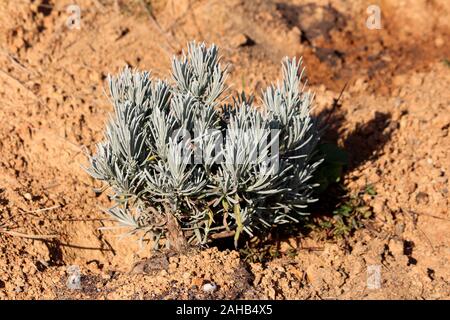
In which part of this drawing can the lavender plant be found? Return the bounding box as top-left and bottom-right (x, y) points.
(87, 42), (323, 249)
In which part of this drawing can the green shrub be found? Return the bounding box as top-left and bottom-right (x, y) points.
(87, 42), (322, 249)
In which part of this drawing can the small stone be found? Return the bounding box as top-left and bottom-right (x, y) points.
(191, 277), (204, 287)
(372, 199), (385, 214)
(381, 55), (392, 62)
(388, 239), (403, 257)
(435, 37), (444, 47)
(395, 223), (405, 236)
(24, 193), (32, 201)
(353, 78), (367, 92)
(287, 26), (302, 44)
(306, 266), (324, 288)
(394, 97), (404, 108)
(393, 75), (407, 87)
(368, 171), (381, 184)
(276, 266), (286, 273)
(101, 273), (111, 280)
(159, 270), (168, 276)
(14, 286), (24, 293)
(406, 182), (417, 194)
(168, 262), (178, 271)
(253, 273), (262, 286)
(202, 282), (217, 293)
(415, 192), (429, 205)
(168, 256), (179, 264)
(268, 287), (276, 299)
(410, 74), (423, 86)
(291, 268), (303, 281)
(230, 33), (254, 48)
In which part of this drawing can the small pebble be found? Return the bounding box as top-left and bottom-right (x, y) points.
(202, 282), (217, 293)
(230, 33), (253, 48)
(168, 256), (179, 264)
(415, 192), (429, 205)
(159, 270), (168, 276)
(182, 272), (191, 280)
(191, 277), (204, 287)
(435, 37), (444, 47)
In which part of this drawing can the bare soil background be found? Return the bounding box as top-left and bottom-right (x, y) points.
(0, 0), (449, 299)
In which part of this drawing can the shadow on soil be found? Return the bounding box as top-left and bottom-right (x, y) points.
(213, 101), (396, 263)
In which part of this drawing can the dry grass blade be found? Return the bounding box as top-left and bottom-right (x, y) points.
(0, 68), (41, 103)
(0, 227), (58, 240)
(19, 204), (61, 214)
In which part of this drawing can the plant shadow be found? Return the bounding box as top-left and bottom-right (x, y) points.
(318, 107), (395, 171)
(213, 100), (396, 262)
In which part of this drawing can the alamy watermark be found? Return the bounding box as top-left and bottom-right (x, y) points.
(366, 265), (381, 289)
(366, 5), (382, 30)
(66, 265), (81, 290)
(66, 5), (81, 30)
(169, 128), (280, 173)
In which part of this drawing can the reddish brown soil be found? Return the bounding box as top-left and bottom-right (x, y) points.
(0, 0), (449, 299)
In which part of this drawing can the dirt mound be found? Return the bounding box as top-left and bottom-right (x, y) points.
(0, 0), (449, 299)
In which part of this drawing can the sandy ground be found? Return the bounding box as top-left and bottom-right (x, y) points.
(0, 0), (449, 299)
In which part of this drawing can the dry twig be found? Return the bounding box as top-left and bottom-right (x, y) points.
(0, 227), (58, 240)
